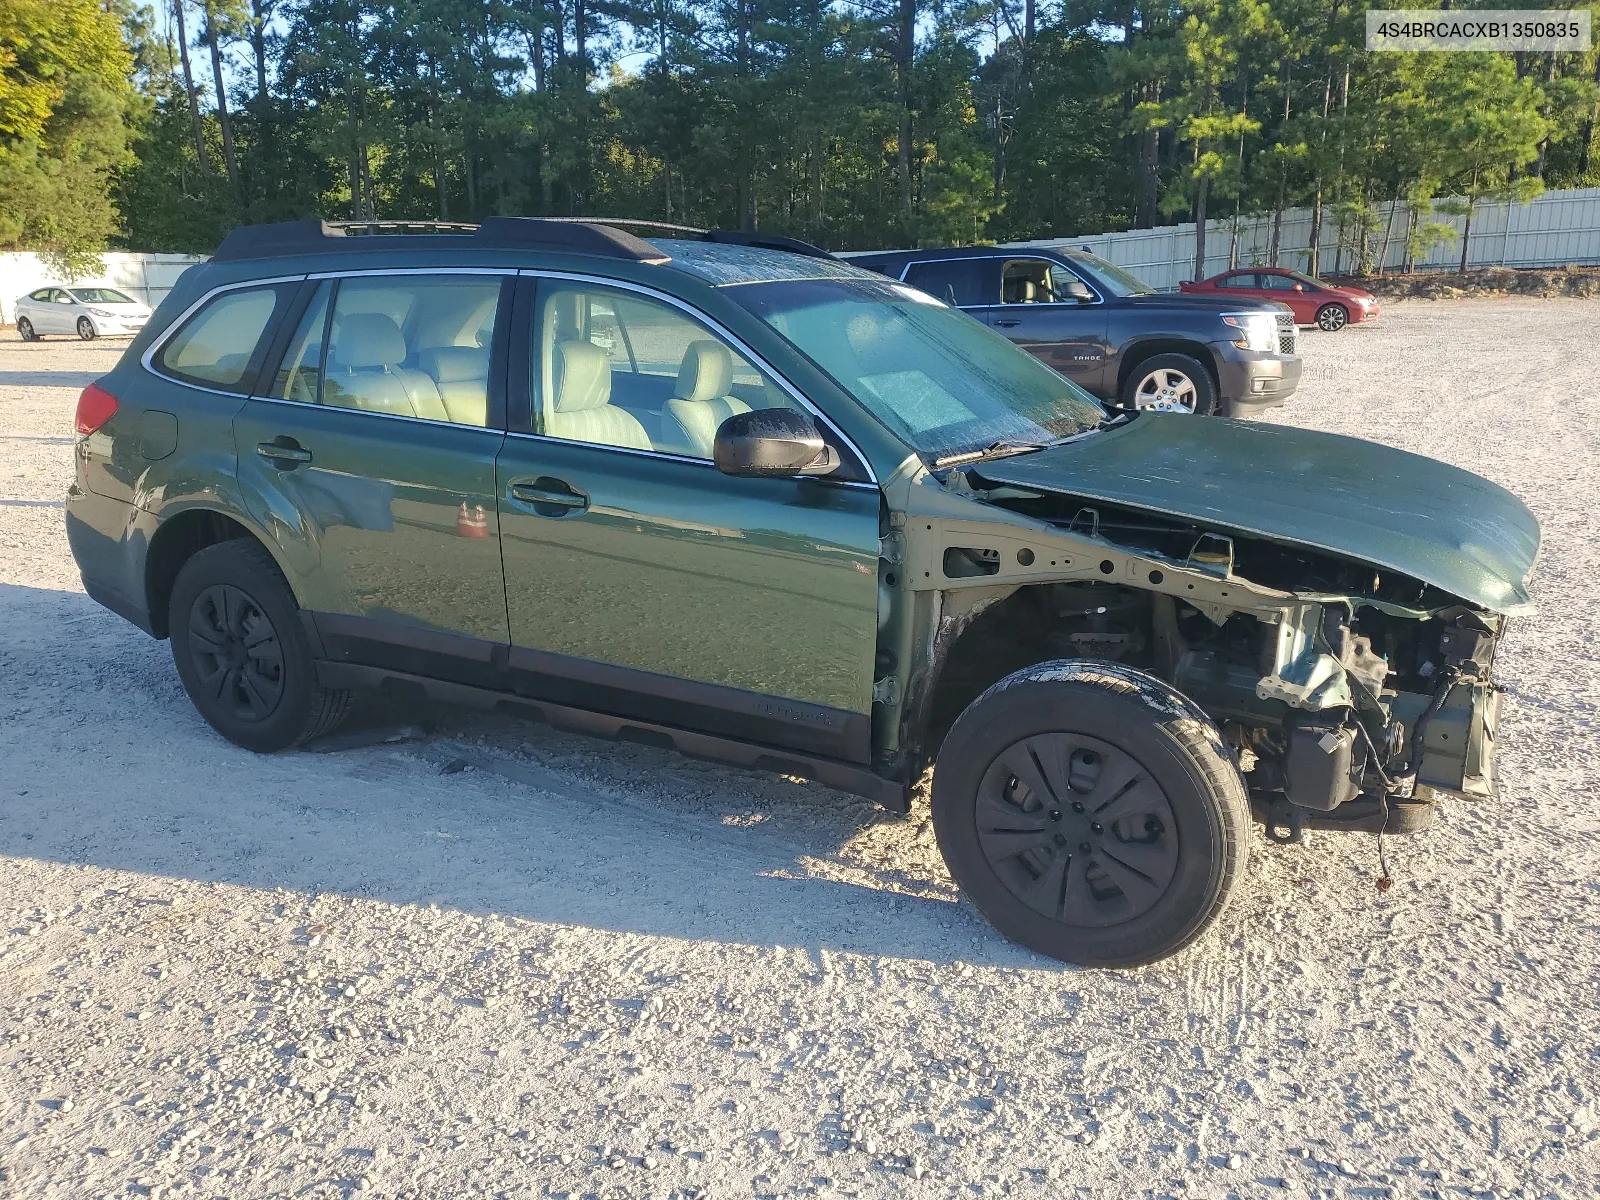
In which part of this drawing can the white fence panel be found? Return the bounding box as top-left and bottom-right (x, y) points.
(1009, 185), (1600, 291)
(0, 252), (207, 325)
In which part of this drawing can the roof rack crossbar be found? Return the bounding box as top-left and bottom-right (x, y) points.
(211, 215), (835, 263)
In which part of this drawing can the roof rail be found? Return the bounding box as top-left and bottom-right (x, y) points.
(211, 215), (835, 264)
(212, 217), (673, 265)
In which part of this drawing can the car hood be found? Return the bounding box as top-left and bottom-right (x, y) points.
(1123, 292), (1281, 314)
(969, 414), (1540, 613)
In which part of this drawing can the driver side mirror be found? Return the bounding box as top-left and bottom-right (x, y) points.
(1062, 277), (1094, 303)
(714, 408), (839, 478)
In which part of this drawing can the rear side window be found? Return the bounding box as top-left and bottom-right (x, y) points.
(903, 259), (991, 307)
(266, 274), (503, 427)
(154, 284), (296, 392)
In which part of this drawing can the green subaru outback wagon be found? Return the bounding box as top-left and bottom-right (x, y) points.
(65, 218), (1540, 966)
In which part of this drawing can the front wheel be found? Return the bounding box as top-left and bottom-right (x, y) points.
(168, 539), (350, 752)
(1315, 303), (1349, 332)
(76, 316), (97, 340)
(17, 317), (38, 341)
(1120, 353), (1218, 415)
(931, 661), (1249, 967)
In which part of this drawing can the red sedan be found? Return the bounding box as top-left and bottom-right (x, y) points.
(1181, 267), (1379, 331)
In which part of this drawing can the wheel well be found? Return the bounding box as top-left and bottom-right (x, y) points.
(145, 510), (256, 638)
(1116, 340), (1220, 399)
(920, 583), (1163, 763)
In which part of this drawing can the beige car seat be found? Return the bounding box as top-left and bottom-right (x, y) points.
(324, 313), (450, 421)
(661, 340), (751, 458)
(419, 346), (489, 426)
(546, 341), (652, 451)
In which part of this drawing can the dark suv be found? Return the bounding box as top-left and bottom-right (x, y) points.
(65, 217), (1537, 967)
(846, 245), (1301, 417)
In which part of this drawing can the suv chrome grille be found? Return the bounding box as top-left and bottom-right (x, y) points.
(1275, 312), (1298, 356)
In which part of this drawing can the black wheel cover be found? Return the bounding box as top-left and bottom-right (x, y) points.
(186, 584), (285, 722)
(975, 732), (1179, 928)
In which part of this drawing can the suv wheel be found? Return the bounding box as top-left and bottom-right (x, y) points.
(1315, 303), (1349, 332)
(17, 317), (38, 341)
(77, 316), (97, 340)
(168, 539), (350, 752)
(1121, 353), (1217, 415)
(931, 660), (1249, 967)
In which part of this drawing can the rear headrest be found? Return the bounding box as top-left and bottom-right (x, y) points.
(674, 339), (734, 405)
(331, 312), (407, 369)
(553, 341), (612, 412)
(420, 346), (487, 384)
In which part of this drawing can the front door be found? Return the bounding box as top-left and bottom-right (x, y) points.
(234, 272), (512, 683)
(495, 278), (881, 762)
(978, 258), (1109, 393)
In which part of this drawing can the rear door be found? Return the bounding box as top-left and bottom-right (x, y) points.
(233, 271), (513, 684)
(494, 275), (881, 762)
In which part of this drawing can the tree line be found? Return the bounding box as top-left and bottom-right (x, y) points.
(4, 0), (1599, 275)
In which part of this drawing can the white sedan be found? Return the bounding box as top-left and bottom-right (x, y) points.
(14, 286), (154, 341)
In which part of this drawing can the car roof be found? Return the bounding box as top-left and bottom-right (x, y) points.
(651, 238), (883, 287)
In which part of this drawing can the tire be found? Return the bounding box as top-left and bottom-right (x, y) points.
(931, 660), (1249, 967)
(77, 316), (97, 340)
(1315, 303), (1348, 332)
(1120, 353), (1218, 415)
(168, 538), (351, 752)
(17, 317), (38, 341)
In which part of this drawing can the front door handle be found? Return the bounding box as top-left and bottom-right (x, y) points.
(992, 318), (1021, 328)
(510, 479), (589, 516)
(256, 439), (312, 468)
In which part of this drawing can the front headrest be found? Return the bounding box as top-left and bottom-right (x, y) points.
(331, 313), (407, 369)
(1018, 279), (1036, 302)
(420, 346), (486, 384)
(553, 341), (612, 412)
(674, 340), (734, 404)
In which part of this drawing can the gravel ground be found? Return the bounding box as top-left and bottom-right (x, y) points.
(1, 301), (1598, 1200)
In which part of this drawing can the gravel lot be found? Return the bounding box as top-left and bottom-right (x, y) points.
(2, 301), (1598, 1200)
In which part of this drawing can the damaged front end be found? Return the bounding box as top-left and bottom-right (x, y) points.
(883, 449), (1529, 841)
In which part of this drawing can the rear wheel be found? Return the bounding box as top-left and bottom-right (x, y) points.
(931, 660), (1249, 967)
(17, 317), (38, 341)
(1120, 353), (1217, 415)
(168, 539), (350, 752)
(1315, 303), (1348, 332)
(77, 316), (97, 340)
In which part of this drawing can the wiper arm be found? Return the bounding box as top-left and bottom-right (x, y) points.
(932, 440), (1048, 468)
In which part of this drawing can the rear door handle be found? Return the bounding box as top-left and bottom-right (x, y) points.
(510, 480), (589, 514)
(256, 440), (312, 467)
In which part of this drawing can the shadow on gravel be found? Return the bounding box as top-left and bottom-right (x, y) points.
(0, 582), (1044, 969)
(0, 371), (105, 388)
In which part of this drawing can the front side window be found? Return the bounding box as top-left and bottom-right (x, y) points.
(51, 289), (74, 304)
(1257, 273), (1297, 291)
(1001, 259), (1061, 304)
(269, 275), (501, 427)
(729, 276), (1106, 463)
(71, 288), (136, 304)
(154, 284), (295, 391)
(533, 283), (797, 458)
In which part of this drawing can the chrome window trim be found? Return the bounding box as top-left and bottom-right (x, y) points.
(517, 268), (880, 486)
(141, 273), (308, 399)
(500, 429), (879, 491)
(304, 267), (511, 280)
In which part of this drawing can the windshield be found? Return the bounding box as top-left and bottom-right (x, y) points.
(727, 277), (1107, 462)
(1064, 253), (1154, 297)
(71, 288), (135, 304)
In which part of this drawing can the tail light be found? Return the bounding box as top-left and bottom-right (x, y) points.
(75, 382), (119, 435)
